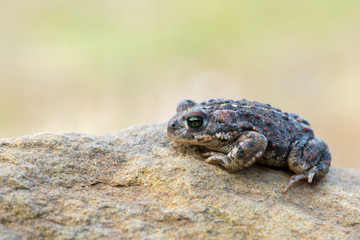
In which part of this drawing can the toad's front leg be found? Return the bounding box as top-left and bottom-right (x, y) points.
(203, 131), (268, 172)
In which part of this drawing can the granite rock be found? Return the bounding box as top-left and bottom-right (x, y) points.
(0, 123), (359, 239)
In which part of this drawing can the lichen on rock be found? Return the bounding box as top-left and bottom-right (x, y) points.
(0, 123), (359, 239)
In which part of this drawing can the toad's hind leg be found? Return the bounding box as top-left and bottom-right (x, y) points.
(283, 137), (331, 193)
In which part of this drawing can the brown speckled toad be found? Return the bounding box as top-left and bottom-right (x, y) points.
(167, 98), (331, 193)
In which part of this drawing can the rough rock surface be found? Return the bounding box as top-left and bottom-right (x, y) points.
(0, 123), (359, 239)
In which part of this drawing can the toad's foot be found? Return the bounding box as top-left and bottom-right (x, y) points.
(202, 152), (230, 166)
(282, 166), (319, 194)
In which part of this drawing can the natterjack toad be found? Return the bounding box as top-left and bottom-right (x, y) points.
(167, 98), (331, 193)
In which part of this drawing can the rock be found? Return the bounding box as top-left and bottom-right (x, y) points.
(0, 123), (359, 239)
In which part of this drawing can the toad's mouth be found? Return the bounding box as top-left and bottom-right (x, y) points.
(167, 131), (213, 145)
(193, 134), (213, 142)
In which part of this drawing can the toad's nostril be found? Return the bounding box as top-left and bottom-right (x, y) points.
(171, 123), (176, 128)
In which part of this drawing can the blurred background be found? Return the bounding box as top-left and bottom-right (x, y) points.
(0, 0), (359, 170)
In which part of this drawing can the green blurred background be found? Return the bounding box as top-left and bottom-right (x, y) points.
(0, 0), (359, 170)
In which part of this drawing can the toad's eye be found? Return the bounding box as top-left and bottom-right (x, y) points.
(187, 116), (203, 129)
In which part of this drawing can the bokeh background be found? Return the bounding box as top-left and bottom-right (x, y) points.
(0, 0), (359, 170)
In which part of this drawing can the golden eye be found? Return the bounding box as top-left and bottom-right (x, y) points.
(187, 116), (203, 128)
